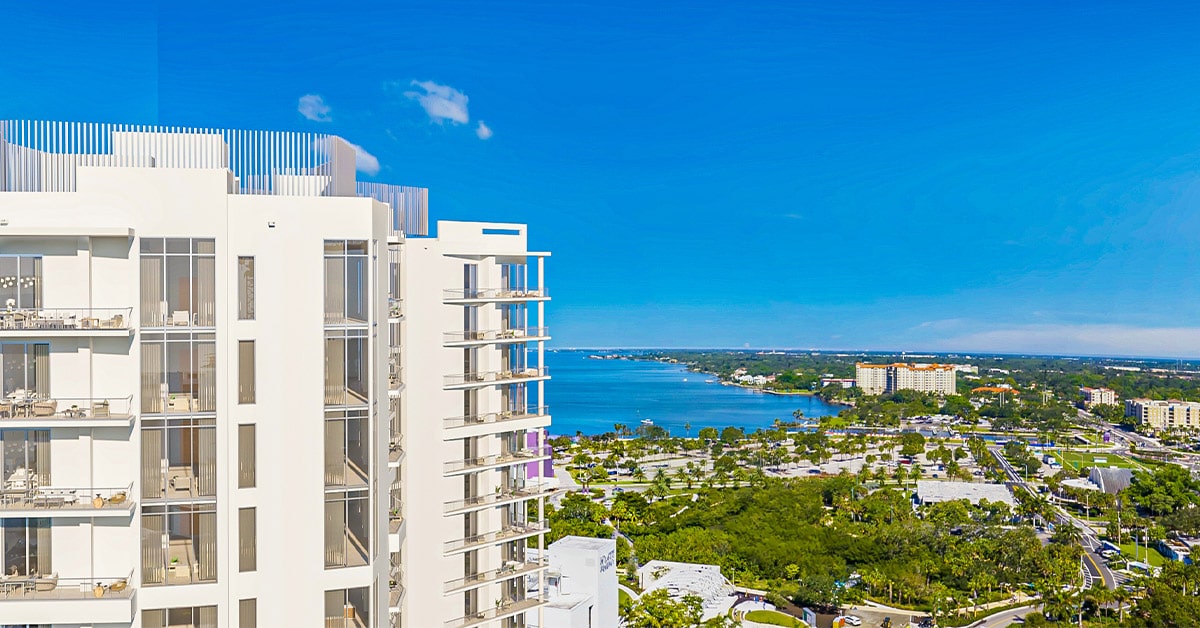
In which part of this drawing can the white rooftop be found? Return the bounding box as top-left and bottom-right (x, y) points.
(916, 480), (1014, 506)
(638, 560), (736, 620)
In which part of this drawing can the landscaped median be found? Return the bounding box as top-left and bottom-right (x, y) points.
(744, 609), (805, 627)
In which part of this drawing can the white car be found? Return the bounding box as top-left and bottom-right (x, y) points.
(844, 616), (862, 626)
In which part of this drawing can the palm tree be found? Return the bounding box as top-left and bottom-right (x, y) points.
(683, 421), (691, 439)
(1051, 522), (1082, 546)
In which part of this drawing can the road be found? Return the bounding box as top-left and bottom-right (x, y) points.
(988, 446), (1117, 590)
(970, 604), (1039, 628)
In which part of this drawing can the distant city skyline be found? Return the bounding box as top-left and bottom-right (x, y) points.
(6, 1), (1200, 357)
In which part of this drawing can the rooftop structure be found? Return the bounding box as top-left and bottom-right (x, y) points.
(915, 480), (1015, 506)
(1089, 467), (1134, 495)
(637, 560), (736, 621)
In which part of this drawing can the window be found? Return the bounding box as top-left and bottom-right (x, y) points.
(325, 408), (369, 488)
(324, 488), (370, 568)
(141, 503), (217, 586)
(140, 332), (216, 414)
(2, 429), (50, 487)
(324, 329), (368, 406)
(324, 240), (369, 324)
(141, 418), (216, 500)
(239, 507), (256, 572)
(0, 255), (42, 310)
(325, 587), (370, 627)
(143, 606), (218, 628)
(239, 340), (256, 404)
(238, 424), (256, 488)
(0, 343), (49, 400)
(238, 257), (255, 320)
(139, 238), (216, 328)
(1, 518), (50, 576)
(239, 599), (257, 628)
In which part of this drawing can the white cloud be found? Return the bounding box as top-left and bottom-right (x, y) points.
(349, 142), (380, 176)
(929, 324), (1200, 358)
(404, 80), (470, 125)
(475, 121), (493, 140)
(298, 94), (332, 122)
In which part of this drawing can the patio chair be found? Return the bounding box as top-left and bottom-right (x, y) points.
(0, 402), (11, 418)
(91, 400), (111, 418)
(108, 491), (127, 505)
(33, 573), (57, 592)
(171, 311), (191, 326)
(31, 400), (57, 417)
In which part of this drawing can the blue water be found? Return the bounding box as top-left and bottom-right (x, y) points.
(544, 350), (842, 436)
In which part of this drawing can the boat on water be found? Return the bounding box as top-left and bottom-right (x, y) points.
(640, 418), (654, 427)
(705, 379), (715, 384)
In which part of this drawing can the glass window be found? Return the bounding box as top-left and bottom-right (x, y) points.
(1, 518), (50, 576)
(140, 238), (215, 327)
(239, 507), (256, 572)
(140, 418), (216, 500)
(324, 240), (369, 324)
(325, 409), (369, 488)
(141, 334), (216, 414)
(2, 430), (50, 487)
(0, 343), (49, 399)
(239, 340), (255, 404)
(240, 599), (257, 628)
(238, 424), (256, 489)
(143, 605), (218, 628)
(141, 503), (217, 586)
(324, 329), (368, 406)
(325, 587), (370, 627)
(238, 257), (255, 320)
(0, 256), (42, 311)
(324, 488), (369, 568)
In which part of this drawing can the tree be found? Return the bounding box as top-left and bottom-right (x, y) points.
(720, 426), (745, 444)
(899, 432), (926, 457)
(622, 589), (704, 627)
(698, 427), (719, 442)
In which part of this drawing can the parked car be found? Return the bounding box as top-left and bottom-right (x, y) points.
(844, 615), (862, 626)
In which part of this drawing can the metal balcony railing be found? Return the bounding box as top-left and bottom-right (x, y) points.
(443, 327), (549, 344)
(443, 407), (549, 430)
(443, 368), (548, 388)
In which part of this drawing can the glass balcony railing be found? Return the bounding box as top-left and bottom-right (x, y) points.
(0, 395), (133, 421)
(443, 596), (546, 628)
(442, 288), (548, 302)
(443, 327), (549, 344)
(0, 483), (133, 514)
(443, 558), (547, 593)
(0, 573), (133, 600)
(442, 486), (547, 514)
(443, 368), (548, 388)
(443, 407), (549, 430)
(0, 307), (131, 332)
(443, 523), (548, 553)
(443, 449), (547, 474)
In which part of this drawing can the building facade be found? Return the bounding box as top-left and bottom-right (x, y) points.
(0, 121), (550, 627)
(855, 363), (957, 395)
(1125, 398), (1200, 432)
(1081, 387), (1117, 407)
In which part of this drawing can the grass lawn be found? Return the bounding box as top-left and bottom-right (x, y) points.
(1116, 542), (1168, 567)
(745, 609), (805, 626)
(1053, 450), (1141, 471)
(618, 589), (632, 607)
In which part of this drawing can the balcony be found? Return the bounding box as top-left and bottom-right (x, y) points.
(444, 406), (550, 430)
(0, 308), (132, 337)
(0, 395), (134, 428)
(443, 486), (549, 515)
(444, 559), (548, 594)
(388, 435), (405, 467)
(443, 523), (548, 555)
(388, 298), (403, 320)
(443, 327), (550, 347)
(443, 449), (549, 476)
(388, 349), (403, 396)
(0, 483), (134, 518)
(444, 596), (547, 628)
(443, 367), (549, 390)
(442, 288), (549, 304)
(0, 573), (135, 624)
(388, 566), (405, 613)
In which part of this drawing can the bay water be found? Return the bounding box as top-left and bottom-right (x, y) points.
(544, 350), (842, 436)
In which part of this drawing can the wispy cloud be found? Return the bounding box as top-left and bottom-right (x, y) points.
(349, 142), (380, 176)
(930, 324), (1200, 358)
(475, 121), (493, 140)
(405, 80), (469, 125)
(298, 94), (332, 122)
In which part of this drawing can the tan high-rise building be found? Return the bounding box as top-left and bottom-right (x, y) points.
(1125, 399), (1200, 432)
(855, 363), (958, 395)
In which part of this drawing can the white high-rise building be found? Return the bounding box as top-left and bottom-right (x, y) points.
(855, 363), (958, 396)
(0, 121), (552, 628)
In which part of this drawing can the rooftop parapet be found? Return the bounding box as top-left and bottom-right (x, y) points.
(0, 120), (427, 236)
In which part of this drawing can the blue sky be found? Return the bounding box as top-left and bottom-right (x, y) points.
(5, 1), (1200, 356)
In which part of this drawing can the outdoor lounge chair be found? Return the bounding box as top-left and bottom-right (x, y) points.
(31, 400), (57, 417)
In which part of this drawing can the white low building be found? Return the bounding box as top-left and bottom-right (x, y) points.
(915, 480), (1015, 507)
(527, 536), (618, 628)
(637, 560), (735, 621)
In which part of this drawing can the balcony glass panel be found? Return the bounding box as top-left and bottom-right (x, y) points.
(141, 503), (217, 586)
